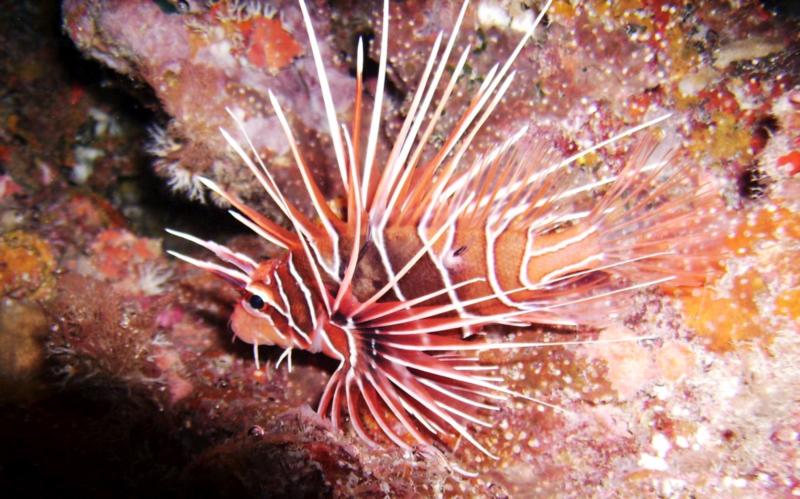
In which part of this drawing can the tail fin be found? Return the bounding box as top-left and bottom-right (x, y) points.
(588, 135), (730, 289)
(512, 134), (732, 327)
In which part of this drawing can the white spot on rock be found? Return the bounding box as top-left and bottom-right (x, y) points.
(652, 432), (671, 458)
(638, 452), (668, 471)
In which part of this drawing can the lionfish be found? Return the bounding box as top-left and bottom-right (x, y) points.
(168, 0), (725, 471)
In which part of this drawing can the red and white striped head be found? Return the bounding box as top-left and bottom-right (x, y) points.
(230, 259), (295, 350)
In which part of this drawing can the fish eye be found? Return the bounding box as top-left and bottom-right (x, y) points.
(248, 294), (265, 310)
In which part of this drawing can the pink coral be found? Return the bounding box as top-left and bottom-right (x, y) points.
(63, 0), (356, 215)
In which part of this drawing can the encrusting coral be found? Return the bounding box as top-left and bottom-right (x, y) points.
(0, 0), (797, 496)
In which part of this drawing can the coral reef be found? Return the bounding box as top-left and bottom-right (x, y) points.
(0, 0), (797, 496)
(63, 0), (355, 217)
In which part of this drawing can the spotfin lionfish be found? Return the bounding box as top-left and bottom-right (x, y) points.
(167, 0), (727, 473)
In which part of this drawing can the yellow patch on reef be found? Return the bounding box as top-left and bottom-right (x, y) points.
(681, 270), (766, 352)
(776, 289), (800, 323)
(575, 150), (598, 167)
(681, 206), (800, 351)
(549, 0), (576, 20)
(0, 231), (56, 300)
(726, 206), (800, 255)
(687, 112), (752, 162)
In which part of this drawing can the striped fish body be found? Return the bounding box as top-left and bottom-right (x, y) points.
(229, 135), (722, 353)
(168, 0), (727, 468)
(229, 226), (603, 352)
